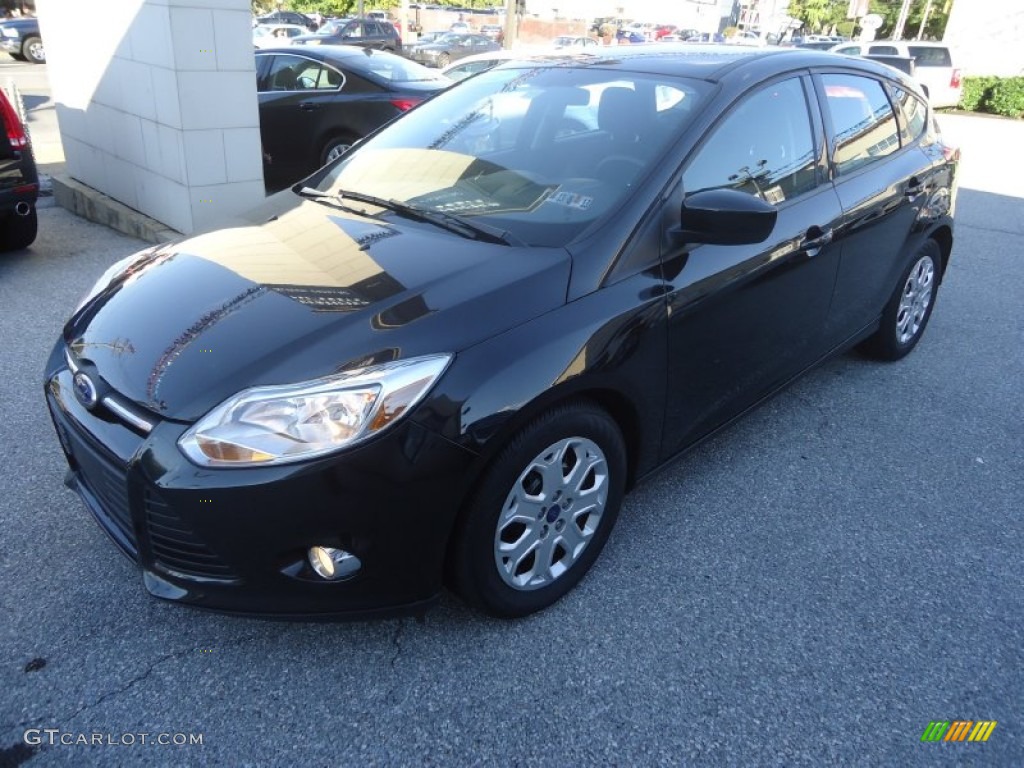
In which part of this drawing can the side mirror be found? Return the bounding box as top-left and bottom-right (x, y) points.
(676, 188), (778, 246)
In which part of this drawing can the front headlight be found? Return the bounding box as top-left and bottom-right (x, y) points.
(178, 354), (452, 467)
(2, 28), (20, 38)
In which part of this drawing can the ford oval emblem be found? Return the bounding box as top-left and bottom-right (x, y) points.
(73, 371), (98, 409)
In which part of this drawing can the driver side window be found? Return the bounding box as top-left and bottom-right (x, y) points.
(683, 77), (818, 206)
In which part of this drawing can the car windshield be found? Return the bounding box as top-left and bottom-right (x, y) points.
(308, 65), (708, 247)
(317, 21), (343, 35)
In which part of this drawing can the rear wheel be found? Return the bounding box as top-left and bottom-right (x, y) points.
(859, 239), (941, 361)
(319, 134), (357, 166)
(0, 206), (38, 252)
(23, 36), (45, 65)
(450, 401), (627, 618)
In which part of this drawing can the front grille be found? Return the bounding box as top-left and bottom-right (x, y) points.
(144, 491), (239, 581)
(61, 423), (137, 557)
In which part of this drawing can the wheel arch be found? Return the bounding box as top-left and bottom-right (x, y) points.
(928, 223), (953, 282)
(439, 385), (643, 586)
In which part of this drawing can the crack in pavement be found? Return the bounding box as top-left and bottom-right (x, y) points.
(1, 634), (261, 733)
(389, 619), (404, 671)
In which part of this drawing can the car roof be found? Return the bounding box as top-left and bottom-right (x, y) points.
(489, 44), (917, 85)
(256, 45), (403, 65)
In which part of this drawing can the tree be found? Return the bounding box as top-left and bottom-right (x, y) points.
(787, 0), (847, 34)
(867, 0), (952, 40)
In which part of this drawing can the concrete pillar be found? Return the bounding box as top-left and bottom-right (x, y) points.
(37, 0), (264, 235)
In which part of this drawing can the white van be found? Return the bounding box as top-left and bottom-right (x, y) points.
(830, 41), (962, 108)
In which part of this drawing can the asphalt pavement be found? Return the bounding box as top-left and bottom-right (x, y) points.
(0, 113), (1020, 766)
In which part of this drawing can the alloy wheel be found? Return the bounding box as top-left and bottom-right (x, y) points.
(493, 436), (609, 590)
(896, 254), (935, 345)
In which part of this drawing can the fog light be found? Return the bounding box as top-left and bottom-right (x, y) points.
(308, 546), (361, 580)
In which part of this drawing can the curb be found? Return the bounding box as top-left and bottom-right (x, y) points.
(50, 174), (181, 245)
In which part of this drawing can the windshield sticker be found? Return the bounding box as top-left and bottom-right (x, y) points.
(546, 189), (594, 211)
(763, 186), (786, 205)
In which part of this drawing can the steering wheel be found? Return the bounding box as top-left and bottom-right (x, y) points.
(297, 75), (316, 89)
(594, 154), (646, 184)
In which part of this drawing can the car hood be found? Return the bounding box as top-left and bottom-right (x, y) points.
(65, 197), (569, 422)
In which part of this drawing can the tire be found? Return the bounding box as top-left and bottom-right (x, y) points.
(450, 401), (627, 618)
(23, 36), (45, 65)
(437, 52), (450, 68)
(319, 134), (356, 166)
(859, 239), (941, 361)
(0, 206), (38, 252)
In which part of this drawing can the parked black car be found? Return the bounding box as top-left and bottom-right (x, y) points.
(46, 47), (958, 619)
(406, 32), (500, 68)
(256, 10), (317, 32)
(291, 18), (402, 52)
(255, 46), (447, 190)
(0, 17), (44, 64)
(0, 86), (38, 250)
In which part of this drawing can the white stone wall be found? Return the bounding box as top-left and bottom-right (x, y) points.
(37, 0), (264, 235)
(943, 0), (1024, 77)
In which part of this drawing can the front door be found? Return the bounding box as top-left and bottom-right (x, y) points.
(661, 75), (845, 456)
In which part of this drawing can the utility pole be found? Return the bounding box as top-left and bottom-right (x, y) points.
(503, 0), (517, 49)
(891, 0), (913, 40)
(916, 0), (934, 39)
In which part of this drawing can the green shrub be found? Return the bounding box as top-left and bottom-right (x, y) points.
(985, 77), (1024, 118)
(958, 76), (998, 112)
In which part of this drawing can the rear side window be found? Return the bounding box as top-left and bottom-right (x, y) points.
(684, 77), (817, 205)
(822, 74), (900, 175)
(892, 87), (928, 145)
(868, 45), (899, 55)
(908, 46), (952, 67)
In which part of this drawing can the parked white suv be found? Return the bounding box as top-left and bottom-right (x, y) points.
(830, 41), (962, 108)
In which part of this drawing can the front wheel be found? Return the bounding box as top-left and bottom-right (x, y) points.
(450, 401), (627, 618)
(23, 36), (45, 64)
(437, 52), (450, 68)
(859, 239), (941, 361)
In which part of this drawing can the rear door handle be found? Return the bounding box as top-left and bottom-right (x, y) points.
(299, 102), (320, 111)
(801, 226), (833, 256)
(905, 177), (925, 198)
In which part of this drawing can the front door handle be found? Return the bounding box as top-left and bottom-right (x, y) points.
(299, 102), (320, 111)
(800, 225), (833, 256)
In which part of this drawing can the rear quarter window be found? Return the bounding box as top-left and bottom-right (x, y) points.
(908, 46), (952, 67)
(892, 87), (928, 145)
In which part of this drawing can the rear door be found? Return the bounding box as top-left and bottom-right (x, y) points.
(813, 71), (938, 347)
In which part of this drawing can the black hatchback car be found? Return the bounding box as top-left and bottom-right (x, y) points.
(46, 47), (958, 619)
(255, 46), (448, 190)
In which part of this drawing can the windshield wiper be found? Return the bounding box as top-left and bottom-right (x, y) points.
(334, 188), (523, 246)
(294, 186), (368, 216)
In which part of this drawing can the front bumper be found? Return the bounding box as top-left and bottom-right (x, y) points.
(0, 39), (21, 55)
(44, 343), (477, 618)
